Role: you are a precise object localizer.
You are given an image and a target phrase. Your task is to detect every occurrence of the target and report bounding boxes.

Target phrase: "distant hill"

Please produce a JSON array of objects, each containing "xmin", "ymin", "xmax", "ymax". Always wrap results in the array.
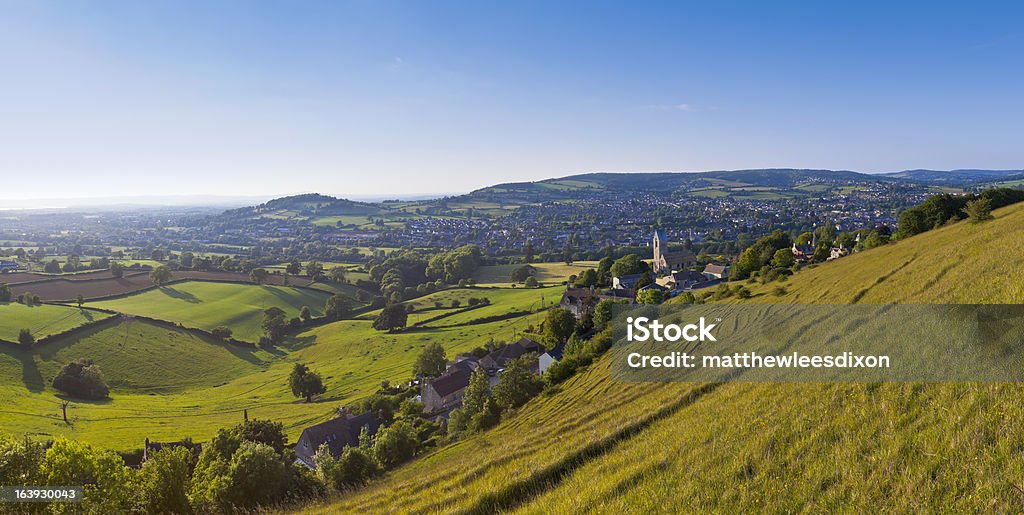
[
  {"xmin": 310, "ymin": 201, "xmax": 1024, "ymax": 513},
  {"xmin": 880, "ymin": 169, "xmax": 1024, "ymax": 186},
  {"xmin": 219, "ymin": 193, "xmax": 390, "ymax": 221}
]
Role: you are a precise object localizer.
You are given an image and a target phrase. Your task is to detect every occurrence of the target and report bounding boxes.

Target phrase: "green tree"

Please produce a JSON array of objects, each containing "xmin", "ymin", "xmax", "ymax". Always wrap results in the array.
[
  {"xmin": 18, "ymin": 328, "xmax": 33, "ymax": 346},
  {"xmin": 150, "ymin": 265, "xmax": 173, "ymax": 286},
  {"xmin": 286, "ymin": 259, "xmax": 302, "ymax": 275},
  {"xmin": 249, "ymin": 268, "xmax": 269, "ymax": 284},
  {"xmin": 306, "ymin": 261, "xmax": 325, "ymax": 281},
  {"xmin": 413, "ymin": 342, "xmax": 447, "ymax": 377},
  {"xmin": 609, "ymin": 254, "xmax": 644, "ymax": 278},
  {"xmin": 574, "ymin": 269, "xmax": 598, "ymax": 288},
  {"xmin": 964, "ymin": 197, "xmax": 994, "ymax": 223},
  {"xmin": 0, "ymin": 282, "xmax": 11, "ymax": 302},
  {"xmin": 637, "ymin": 289, "xmax": 665, "ymax": 304},
  {"xmin": 52, "ymin": 358, "xmax": 109, "ymax": 399},
  {"xmin": 523, "ymin": 241, "xmax": 535, "ymax": 263},
  {"xmin": 543, "ymin": 308, "xmax": 577, "ymax": 345},
  {"xmin": 325, "ymin": 294, "xmax": 352, "ymax": 320},
  {"xmin": 109, "ymin": 262, "xmax": 125, "ymax": 278},
  {"xmin": 593, "ymin": 299, "xmax": 624, "ymax": 330},
  {"xmin": 327, "ymin": 266, "xmax": 347, "ymax": 283},
  {"xmin": 76, "ymin": 294, "xmax": 85, "ymax": 308},
  {"xmin": 524, "ymin": 276, "xmax": 540, "ymax": 288},
  {"xmin": 372, "ymin": 419, "xmax": 419, "ymax": 468},
  {"xmin": 138, "ymin": 446, "xmax": 192, "ymax": 514},
  {"xmin": 40, "ymin": 437, "xmax": 135, "ymax": 513},
  {"xmin": 300, "ymin": 306, "xmax": 312, "ymax": 321},
  {"xmin": 509, "ymin": 264, "xmax": 536, "ymax": 283},
  {"xmin": 218, "ymin": 441, "xmax": 287, "ymax": 509},
  {"xmin": 372, "ymin": 303, "xmax": 408, "ymax": 332},
  {"xmin": 771, "ymin": 248, "xmax": 795, "ymax": 268},
  {"xmin": 261, "ymin": 307, "xmax": 288, "ymax": 343},
  {"xmin": 492, "ymin": 356, "xmax": 544, "ymax": 410},
  {"xmin": 289, "ymin": 363, "xmax": 326, "ymax": 402},
  {"xmin": 449, "ymin": 368, "xmax": 491, "ymax": 435}
]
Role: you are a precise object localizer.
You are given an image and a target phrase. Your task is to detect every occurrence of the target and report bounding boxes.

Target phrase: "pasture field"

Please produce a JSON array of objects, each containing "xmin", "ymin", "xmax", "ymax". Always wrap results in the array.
[
  {"xmin": 0, "ymin": 312, "xmax": 545, "ymax": 450},
  {"xmin": 90, "ymin": 281, "xmax": 331, "ymax": 342},
  {"xmin": 7, "ymin": 269, "xmax": 306, "ymax": 302},
  {"xmin": 361, "ymin": 286, "xmax": 557, "ymax": 326},
  {"xmin": 0, "ymin": 303, "xmax": 112, "ymax": 342},
  {"xmin": 304, "ymin": 202, "xmax": 1024, "ymax": 513},
  {"xmin": 472, "ymin": 261, "xmax": 598, "ymax": 287}
]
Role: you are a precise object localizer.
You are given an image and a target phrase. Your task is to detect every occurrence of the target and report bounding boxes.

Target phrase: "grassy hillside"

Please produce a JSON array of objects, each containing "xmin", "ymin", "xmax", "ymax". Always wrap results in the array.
[
  {"xmin": 303, "ymin": 202, "xmax": 1024, "ymax": 513},
  {"xmin": 0, "ymin": 303, "xmax": 112, "ymax": 342},
  {"xmin": 0, "ymin": 287, "xmax": 550, "ymax": 450},
  {"xmin": 729, "ymin": 200, "xmax": 1024, "ymax": 304},
  {"xmin": 90, "ymin": 281, "xmax": 331, "ymax": 342},
  {"xmin": 473, "ymin": 261, "xmax": 597, "ymax": 287}
]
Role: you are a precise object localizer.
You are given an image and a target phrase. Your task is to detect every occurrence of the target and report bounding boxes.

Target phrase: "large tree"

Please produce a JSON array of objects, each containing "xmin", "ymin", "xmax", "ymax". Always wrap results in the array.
[
  {"xmin": 289, "ymin": 363, "xmax": 326, "ymax": 402},
  {"xmin": 373, "ymin": 303, "xmax": 408, "ymax": 332},
  {"xmin": 150, "ymin": 265, "xmax": 173, "ymax": 286},
  {"xmin": 413, "ymin": 342, "xmax": 447, "ymax": 377},
  {"xmin": 261, "ymin": 307, "xmax": 288, "ymax": 343},
  {"xmin": 324, "ymin": 294, "xmax": 352, "ymax": 321},
  {"xmin": 543, "ymin": 308, "xmax": 577, "ymax": 345}
]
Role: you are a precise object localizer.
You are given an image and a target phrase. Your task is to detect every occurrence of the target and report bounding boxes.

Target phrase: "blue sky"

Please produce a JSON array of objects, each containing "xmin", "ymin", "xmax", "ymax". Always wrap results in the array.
[{"xmin": 1, "ymin": 1, "xmax": 1022, "ymax": 200}]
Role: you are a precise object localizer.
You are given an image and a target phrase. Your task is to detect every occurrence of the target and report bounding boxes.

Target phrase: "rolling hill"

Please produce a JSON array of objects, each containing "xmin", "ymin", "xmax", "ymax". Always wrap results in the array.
[{"xmin": 303, "ymin": 201, "xmax": 1024, "ymax": 513}]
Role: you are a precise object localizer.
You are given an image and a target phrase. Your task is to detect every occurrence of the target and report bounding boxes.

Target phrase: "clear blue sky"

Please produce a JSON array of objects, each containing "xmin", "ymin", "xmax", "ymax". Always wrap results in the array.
[{"xmin": 1, "ymin": 1, "xmax": 1022, "ymax": 200}]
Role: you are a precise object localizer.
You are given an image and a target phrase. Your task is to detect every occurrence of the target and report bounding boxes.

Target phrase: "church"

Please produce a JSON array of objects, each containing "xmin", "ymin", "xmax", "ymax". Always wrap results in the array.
[{"xmin": 652, "ymin": 230, "xmax": 696, "ymax": 275}]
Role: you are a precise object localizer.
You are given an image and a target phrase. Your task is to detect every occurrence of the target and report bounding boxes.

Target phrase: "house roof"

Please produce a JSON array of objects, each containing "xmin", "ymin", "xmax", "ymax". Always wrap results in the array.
[
  {"xmin": 703, "ymin": 264, "xmax": 729, "ymax": 275},
  {"xmin": 296, "ymin": 412, "xmax": 379, "ymax": 465},
  {"xmin": 560, "ymin": 288, "xmax": 599, "ymax": 306},
  {"xmin": 482, "ymin": 337, "xmax": 543, "ymax": 369},
  {"xmin": 428, "ymin": 367, "xmax": 473, "ymax": 398},
  {"xmin": 544, "ymin": 343, "xmax": 566, "ymax": 361}
]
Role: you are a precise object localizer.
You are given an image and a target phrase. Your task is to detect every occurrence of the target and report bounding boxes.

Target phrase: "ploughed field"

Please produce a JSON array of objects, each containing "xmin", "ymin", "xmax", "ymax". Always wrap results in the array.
[
  {"xmin": 4, "ymin": 269, "xmax": 313, "ymax": 302},
  {"xmin": 304, "ymin": 203, "xmax": 1024, "ymax": 513}
]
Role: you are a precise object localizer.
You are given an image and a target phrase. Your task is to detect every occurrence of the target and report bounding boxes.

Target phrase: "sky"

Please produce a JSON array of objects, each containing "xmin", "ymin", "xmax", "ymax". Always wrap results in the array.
[{"xmin": 1, "ymin": 1, "xmax": 1022, "ymax": 201}]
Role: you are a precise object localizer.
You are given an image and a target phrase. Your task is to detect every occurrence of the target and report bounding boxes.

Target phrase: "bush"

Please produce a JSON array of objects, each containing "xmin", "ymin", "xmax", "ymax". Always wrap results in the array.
[
  {"xmin": 52, "ymin": 358, "xmax": 109, "ymax": 399},
  {"xmin": 211, "ymin": 326, "xmax": 233, "ymax": 339},
  {"xmin": 18, "ymin": 328, "xmax": 34, "ymax": 346}
]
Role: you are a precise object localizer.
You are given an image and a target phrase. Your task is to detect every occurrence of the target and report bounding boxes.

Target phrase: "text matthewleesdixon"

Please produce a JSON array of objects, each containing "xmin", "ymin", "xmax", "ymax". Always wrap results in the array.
[{"xmin": 623, "ymin": 316, "xmax": 890, "ymax": 370}]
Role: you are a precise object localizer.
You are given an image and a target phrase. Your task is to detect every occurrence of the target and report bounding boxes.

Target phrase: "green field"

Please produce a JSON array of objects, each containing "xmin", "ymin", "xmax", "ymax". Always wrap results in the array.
[
  {"xmin": 0, "ymin": 283, "xmax": 551, "ymax": 450},
  {"xmin": 472, "ymin": 261, "xmax": 598, "ymax": 287},
  {"xmin": 0, "ymin": 303, "xmax": 112, "ymax": 342},
  {"xmin": 303, "ymin": 202, "xmax": 1024, "ymax": 513},
  {"xmin": 90, "ymin": 281, "xmax": 332, "ymax": 342}
]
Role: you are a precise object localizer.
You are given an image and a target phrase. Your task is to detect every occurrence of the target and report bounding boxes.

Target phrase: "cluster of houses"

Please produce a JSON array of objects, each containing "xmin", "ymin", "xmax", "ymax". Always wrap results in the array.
[
  {"xmin": 791, "ymin": 232, "xmax": 856, "ymax": 262},
  {"xmin": 419, "ymin": 336, "xmax": 562, "ymax": 417},
  {"xmin": 560, "ymin": 231, "xmax": 732, "ymax": 318}
]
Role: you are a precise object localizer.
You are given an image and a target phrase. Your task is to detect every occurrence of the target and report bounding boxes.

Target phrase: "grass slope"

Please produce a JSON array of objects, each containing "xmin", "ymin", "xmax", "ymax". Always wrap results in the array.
[
  {"xmin": 90, "ymin": 281, "xmax": 331, "ymax": 342},
  {"xmin": 473, "ymin": 261, "xmax": 597, "ymax": 287},
  {"xmin": 0, "ymin": 303, "xmax": 111, "ymax": 342},
  {"xmin": 305, "ymin": 202, "xmax": 1024, "ymax": 513}
]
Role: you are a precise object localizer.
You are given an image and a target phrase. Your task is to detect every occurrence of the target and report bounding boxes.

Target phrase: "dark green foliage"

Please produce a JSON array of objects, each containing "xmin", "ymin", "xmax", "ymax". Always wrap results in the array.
[
  {"xmin": 492, "ymin": 356, "xmax": 544, "ymax": 410},
  {"xmin": 373, "ymin": 303, "xmax": 408, "ymax": 332},
  {"xmin": 731, "ymin": 229, "xmax": 792, "ymax": 280},
  {"xmin": 609, "ymin": 253, "xmax": 645, "ymax": 278},
  {"xmin": 289, "ymin": 363, "xmax": 326, "ymax": 402},
  {"xmin": 18, "ymin": 328, "xmax": 34, "ymax": 346},
  {"xmin": 52, "ymin": 358, "xmax": 109, "ymax": 399},
  {"xmin": 372, "ymin": 419, "xmax": 419, "ymax": 468},
  {"xmin": 509, "ymin": 264, "xmax": 536, "ymax": 283},
  {"xmin": 425, "ymin": 245, "xmax": 484, "ymax": 283},
  {"xmin": 964, "ymin": 197, "xmax": 994, "ymax": 223},
  {"xmin": 543, "ymin": 308, "xmax": 577, "ymax": 346},
  {"xmin": 325, "ymin": 294, "xmax": 352, "ymax": 320},
  {"xmin": 261, "ymin": 306, "xmax": 288, "ymax": 343},
  {"xmin": 211, "ymin": 326, "xmax": 232, "ymax": 339},
  {"xmin": 138, "ymin": 446, "xmax": 192, "ymax": 514},
  {"xmin": 413, "ymin": 342, "xmax": 447, "ymax": 378},
  {"xmin": 898, "ymin": 188, "xmax": 1024, "ymax": 238},
  {"xmin": 0, "ymin": 282, "xmax": 11, "ymax": 302}
]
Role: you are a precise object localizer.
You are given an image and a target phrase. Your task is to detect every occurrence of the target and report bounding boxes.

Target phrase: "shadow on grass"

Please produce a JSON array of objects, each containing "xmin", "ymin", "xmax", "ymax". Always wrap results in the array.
[{"xmin": 159, "ymin": 286, "xmax": 202, "ymax": 303}]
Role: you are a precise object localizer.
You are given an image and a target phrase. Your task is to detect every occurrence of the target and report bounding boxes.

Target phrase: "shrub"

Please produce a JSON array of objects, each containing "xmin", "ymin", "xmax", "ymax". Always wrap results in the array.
[
  {"xmin": 211, "ymin": 326, "xmax": 233, "ymax": 339},
  {"xmin": 18, "ymin": 328, "xmax": 34, "ymax": 346}
]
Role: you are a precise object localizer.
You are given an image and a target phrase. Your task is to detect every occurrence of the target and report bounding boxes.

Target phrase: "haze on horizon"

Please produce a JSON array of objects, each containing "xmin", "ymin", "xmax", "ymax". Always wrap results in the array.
[{"xmin": 1, "ymin": 1, "xmax": 1022, "ymax": 202}]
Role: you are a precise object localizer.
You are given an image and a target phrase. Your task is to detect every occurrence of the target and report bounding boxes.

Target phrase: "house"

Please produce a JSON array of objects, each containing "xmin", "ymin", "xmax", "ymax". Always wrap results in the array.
[
  {"xmin": 612, "ymin": 274, "xmax": 644, "ymax": 290},
  {"xmin": 702, "ymin": 263, "xmax": 730, "ymax": 280},
  {"xmin": 791, "ymin": 234, "xmax": 818, "ymax": 261},
  {"xmin": 828, "ymin": 245, "xmax": 850, "ymax": 261},
  {"xmin": 656, "ymin": 270, "xmax": 706, "ymax": 291},
  {"xmin": 652, "ymin": 230, "xmax": 696, "ymax": 275},
  {"xmin": 480, "ymin": 337, "xmax": 544, "ymax": 372},
  {"xmin": 295, "ymin": 411, "xmax": 381, "ymax": 469},
  {"xmin": 560, "ymin": 287, "xmax": 599, "ymax": 319},
  {"xmin": 0, "ymin": 260, "xmax": 19, "ymax": 272},
  {"xmin": 421, "ymin": 366, "xmax": 474, "ymax": 415},
  {"xmin": 538, "ymin": 343, "xmax": 566, "ymax": 375}
]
